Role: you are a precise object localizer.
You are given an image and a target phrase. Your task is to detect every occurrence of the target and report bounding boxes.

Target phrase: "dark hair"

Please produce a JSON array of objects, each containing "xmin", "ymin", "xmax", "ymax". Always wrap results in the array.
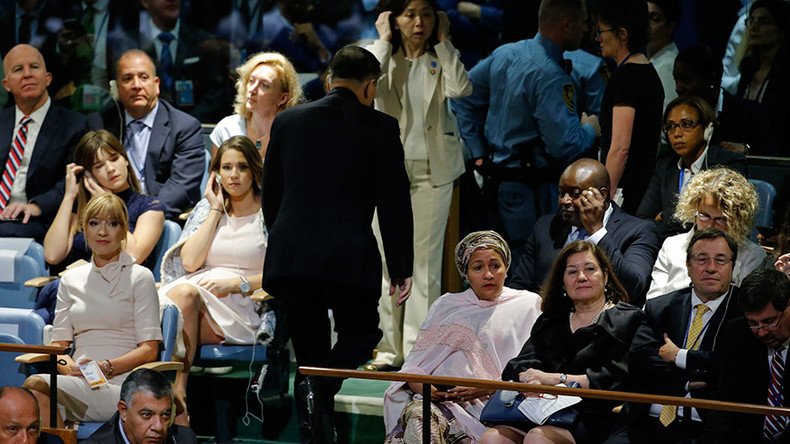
[
  {"xmin": 538, "ymin": 0, "xmax": 587, "ymax": 27},
  {"xmin": 737, "ymin": 268, "xmax": 790, "ymax": 313},
  {"xmin": 648, "ymin": 0, "xmax": 681, "ymax": 25},
  {"xmin": 120, "ymin": 369, "xmax": 173, "ymax": 406},
  {"xmin": 674, "ymin": 45, "xmax": 723, "ymax": 91},
  {"xmin": 540, "ymin": 240, "xmax": 629, "ymax": 313},
  {"xmin": 685, "ymin": 227, "xmax": 739, "ymax": 264},
  {"xmin": 327, "ymin": 45, "xmax": 381, "ymax": 84},
  {"xmin": 749, "ymin": 0, "xmax": 790, "ymax": 32},
  {"xmin": 662, "ymin": 96, "xmax": 717, "ymax": 128},
  {"xmin": 595, "ymin": 0, "xmax": 649, "ymax": 53},
  {"xmin": 209, "ymin": 135, "xmax": 263, "ymax": 206},
  {"xmin": 73, "ymin": 130, "xmax": 140, "ymax": 232},
  {"xmin": 377, "ymin": 0, "xmax": 440, "ymax": 53}
]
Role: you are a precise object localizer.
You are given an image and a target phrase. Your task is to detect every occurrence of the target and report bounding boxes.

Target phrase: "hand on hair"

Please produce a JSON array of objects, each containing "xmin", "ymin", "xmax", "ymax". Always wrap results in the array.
[
  {"xmin": 205, "ymin": 172, "xmax": 224, "ymax": 210},
  {"xmin": 436, "ymin": 11, "xmax": 451, "ymax": 42},
  {"xmin": 375, "ymin": 11, "xmax": 393, "ymax": 42},
  {"xmin": 64, "ymin": 163, "xmax": 84, "ymax": 200}
]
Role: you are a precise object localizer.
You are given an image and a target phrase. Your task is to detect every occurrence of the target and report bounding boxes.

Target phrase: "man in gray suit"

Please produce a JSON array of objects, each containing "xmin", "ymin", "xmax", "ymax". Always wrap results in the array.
[{"xmin": 89, "ymin": 49, "xmax": 204, "ymax": 219}]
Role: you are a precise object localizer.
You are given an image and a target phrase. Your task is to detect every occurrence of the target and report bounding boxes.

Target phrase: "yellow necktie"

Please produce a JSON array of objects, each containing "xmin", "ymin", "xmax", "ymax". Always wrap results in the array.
[{"xmin": 659, "ymin": 304, "xmax": 711, "ymax": 426}]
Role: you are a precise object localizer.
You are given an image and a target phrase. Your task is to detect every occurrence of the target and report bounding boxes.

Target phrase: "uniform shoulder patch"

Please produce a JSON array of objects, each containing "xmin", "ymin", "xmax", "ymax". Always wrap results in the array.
[{"xmin": 563, "ymin": 84, "xmax": 575, "ymax": 114}]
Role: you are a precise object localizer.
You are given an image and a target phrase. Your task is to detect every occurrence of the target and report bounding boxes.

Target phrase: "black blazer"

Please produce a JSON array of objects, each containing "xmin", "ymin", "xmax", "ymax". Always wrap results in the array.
[
  {"xmin": 700, "ymin": 318, "xmax": 790, "ymax": 444},
  {"xmin": 636, "ymin": 144, "xmax": 747, "ymax": 241},
  {"xmin": 509, "ymin": 203, "xmax": 659, "ymax": 307},
  {"xmin": 82, "ymin": 412, "xmax": 196, "ymax": 444},
  {"xmin": 502, "ymin": 303, "xmax": 644, "ymax": 414},
  {"xmin": 623, "ymin": 287, "xmax": 742, "ymax": 422},
  {"xmin": 88, "ymin": 99, "xmax": 205, "ymax": 219},
  {"xmin": 0, "ymin": 102, "xmax": 87, "ymax": 221},
  {"xmin": 262, "ymin": 87, "xmax": 413, "ymax": 293}
]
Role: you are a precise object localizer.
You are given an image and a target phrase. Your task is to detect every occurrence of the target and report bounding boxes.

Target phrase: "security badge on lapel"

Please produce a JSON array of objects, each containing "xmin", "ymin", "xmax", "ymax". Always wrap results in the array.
[{"xmin": 563, "ymin": 84, "xmax": 575, "ymax": 114}]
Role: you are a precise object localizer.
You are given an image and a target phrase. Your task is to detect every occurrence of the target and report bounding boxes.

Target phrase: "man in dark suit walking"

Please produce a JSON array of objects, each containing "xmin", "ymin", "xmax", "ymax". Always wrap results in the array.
[
  {"xmin": 0, "ymin": 44, "xmax": 88, "ymax": 240},
  {"xmin": 509, "ymin": 158, "xmax": 659, "ymax": 307},
  {"xmin": 605, "ymin": 228, "xmax": 742, "ymax": 444},
  {"xmin": 262, "ymin": 46, "xmax": 413, "ymax": 443},
  {"xmin": 701, "ymin": 269, "xmax": 790, "ymax": 443},
  {"xmin": 89, "ymin": 49, "xmax": 204, "ymax": 220}
]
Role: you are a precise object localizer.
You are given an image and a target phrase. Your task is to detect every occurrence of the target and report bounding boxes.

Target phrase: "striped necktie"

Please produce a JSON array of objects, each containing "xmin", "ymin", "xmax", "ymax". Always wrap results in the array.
[
  {"xmin": 764, "ymin": 346, "xmax": 788, "ymax": 442},
  {"xmin": 0, "ymin": 116, "xmax": 32, "ymax": 210}
]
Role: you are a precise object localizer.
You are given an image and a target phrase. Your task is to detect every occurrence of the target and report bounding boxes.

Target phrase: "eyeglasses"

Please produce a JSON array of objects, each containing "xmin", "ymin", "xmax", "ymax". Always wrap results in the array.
[
  {"xmin": 695, "ymin": 211, "xmax": 728, "ymax": 227},
  {"xmin": 745, "ymin": 16, "xmax": 776, "ymax": 27},
  {"xmin": 663, "ymin": 119, "xmax": 701, "ymax": 133},
  {"xmin": 748, "ymin": 311, "xmax": 784, "ymax": 331},
  {"xmin": 689, "ymin": 254, "xmax": 733, "ymax": 267},
  {"xmin": 594, "ymin": 28, "xmax": 615, "ymax": 39}
]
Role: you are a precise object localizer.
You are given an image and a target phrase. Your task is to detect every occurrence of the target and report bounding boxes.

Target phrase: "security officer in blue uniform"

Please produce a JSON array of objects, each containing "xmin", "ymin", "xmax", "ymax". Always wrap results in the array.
[{"xmin": 452, "ymin": 0, "xmax": 601, "ymax": 265}]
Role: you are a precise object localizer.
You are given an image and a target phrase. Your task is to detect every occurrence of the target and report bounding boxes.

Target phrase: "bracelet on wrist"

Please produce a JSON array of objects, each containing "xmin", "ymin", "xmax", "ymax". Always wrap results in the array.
[
  {"xmin": 105, "ymin": 359, "xmax": 113, "ymax": 377},
  {"xmin": 209, "ymin": 208, "xmax": 223, "ymax": 213}
]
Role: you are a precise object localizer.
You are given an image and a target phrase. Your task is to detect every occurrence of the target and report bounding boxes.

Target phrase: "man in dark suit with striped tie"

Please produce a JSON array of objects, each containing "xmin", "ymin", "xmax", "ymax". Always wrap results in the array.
[
  {"xmin": 0, "ymin": 44, "xmax": 87, "ymax": 240},
  {"xmin": 700, "ymin": 268, "xmax": 790, "ymax": 443}
]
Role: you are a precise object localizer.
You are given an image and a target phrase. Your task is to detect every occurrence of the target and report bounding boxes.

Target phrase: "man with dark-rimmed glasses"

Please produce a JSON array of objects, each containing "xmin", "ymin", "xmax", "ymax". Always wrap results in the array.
[{"xmin": 701, "ymin": 268, "xmax": 790, "ymax": 443}]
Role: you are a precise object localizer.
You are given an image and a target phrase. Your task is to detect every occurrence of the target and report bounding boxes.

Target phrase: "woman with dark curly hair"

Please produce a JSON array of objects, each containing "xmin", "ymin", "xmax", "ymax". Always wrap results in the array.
[{"xmin": 480, "ymin": 241, "xmax": 643, "ymax": 444}]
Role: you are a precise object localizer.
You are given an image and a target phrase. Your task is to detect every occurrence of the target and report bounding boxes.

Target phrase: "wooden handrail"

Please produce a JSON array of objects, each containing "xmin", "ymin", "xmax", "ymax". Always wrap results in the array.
[
  {"xmin": 0, "ymin": 342, "xmax": 70, "ymax": 426},
  {"xmin": 299, "ymin": 366, "xmax": 790, "ymax": 417},
  {"xmin": 0, "ymin": 343, "xmax": 69, "ymax": 355}
]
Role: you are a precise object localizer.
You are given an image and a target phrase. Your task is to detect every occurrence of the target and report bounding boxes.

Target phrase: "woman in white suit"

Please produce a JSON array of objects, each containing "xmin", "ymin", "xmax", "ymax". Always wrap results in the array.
[{"xmin": 365, "ymin": 0, "xmax": 472, "ymax": 371}]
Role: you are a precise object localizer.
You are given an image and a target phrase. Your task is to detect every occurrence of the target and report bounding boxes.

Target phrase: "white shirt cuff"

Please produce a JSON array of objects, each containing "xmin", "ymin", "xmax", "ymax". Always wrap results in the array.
[
  {"xmin": 587, "ymin": 227, "xmax": 608, "ymax": 244},
  {"xmin": 675, "ymin": 349, "xmax": 688, "ymax": 369}
]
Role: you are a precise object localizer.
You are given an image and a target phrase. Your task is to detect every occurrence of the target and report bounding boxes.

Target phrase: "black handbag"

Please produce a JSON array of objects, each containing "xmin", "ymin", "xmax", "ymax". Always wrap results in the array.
[{"xmin": 479, "ymin": 383, "xmax": 580, "ymax": 432}]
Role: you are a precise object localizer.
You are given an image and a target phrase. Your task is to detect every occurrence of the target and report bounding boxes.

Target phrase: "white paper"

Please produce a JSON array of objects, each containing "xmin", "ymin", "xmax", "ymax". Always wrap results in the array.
[
  {"xmin": 79, "ymin": 361, "xmax": 108, "ymax": 389},
  {"xmin": 517, "ymin": 385, "xmax": 582, "ymax": 425}
]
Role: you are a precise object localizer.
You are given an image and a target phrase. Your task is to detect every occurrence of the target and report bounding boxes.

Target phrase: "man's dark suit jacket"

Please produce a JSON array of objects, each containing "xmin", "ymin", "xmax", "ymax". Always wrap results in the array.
[
  {"xmin": 636, "ymin": 144, "xmax": 747, "ymax": 241},
  {"xmin": 620, "ymin": 287, "xmax": 742, "ymax": 425},
  {"xmin": 88, "ymin": 99, "xmax": 205, "ymax": 219},
  {"xmin": 82, "ymin": 412, "xmax": 196, "ymax": 444},
  {"xmin": 508, "ymin": 202, "xmax": 659, "ymax": 307},
  {"xmin": 700, "ymin": 318, "xmax": 790, "ymax": 444},
  {"xmin": 0, "ymin": 101, "xmax": 87, "ymax": 238},
  {"xmin": 262, "ymin": 87, "xmax": 413, "ymax": 294}
]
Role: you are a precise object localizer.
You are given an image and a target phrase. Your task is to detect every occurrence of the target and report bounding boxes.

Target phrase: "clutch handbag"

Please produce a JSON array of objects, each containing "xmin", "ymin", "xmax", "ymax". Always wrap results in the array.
[{"xmin": 479, "ymin": 382, "xmax": 580, "ymax": 432}]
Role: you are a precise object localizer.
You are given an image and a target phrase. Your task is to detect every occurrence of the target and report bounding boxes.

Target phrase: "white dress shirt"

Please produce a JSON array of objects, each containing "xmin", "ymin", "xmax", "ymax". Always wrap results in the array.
[{"xmin": 9, "ymin": 98, "xmax": 51, "ymax": 204}]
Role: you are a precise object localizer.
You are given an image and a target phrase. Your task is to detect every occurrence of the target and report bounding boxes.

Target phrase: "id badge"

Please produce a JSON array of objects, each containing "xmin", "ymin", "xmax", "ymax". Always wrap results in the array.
[
  {"xmin": 79, "ymin": 361, "xmax": 108, "ymax": 389},
  {"xmin": 175, "ymin": 80, "xmax": 194, "ymax": 107}
]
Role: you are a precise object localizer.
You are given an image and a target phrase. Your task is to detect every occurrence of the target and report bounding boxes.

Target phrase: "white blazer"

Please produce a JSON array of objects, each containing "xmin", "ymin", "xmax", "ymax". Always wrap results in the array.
[{"xmin": 367, "ymin": 39, "xmax": 472, "ymax": 186}]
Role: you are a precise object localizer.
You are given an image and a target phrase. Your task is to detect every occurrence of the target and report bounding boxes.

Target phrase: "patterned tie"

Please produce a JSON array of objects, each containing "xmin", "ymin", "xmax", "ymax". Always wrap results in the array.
[
  {"xmin": 0, "ymin": 116, "xmax": 32, "ymax": 210},
  {"xmin": 157, "ymin": 32, "xmax": 175, "ymax": 92},
  {"xmin": 660, "ymin": 304, "xmax": 711, "ymax": 426},
  {"xmin": 124, "ymin": 121, "xmax": 147, "ymax": 188},
  {"xmin": 764, "ymin": 347, "xmax": 788, "ymax": 442}
]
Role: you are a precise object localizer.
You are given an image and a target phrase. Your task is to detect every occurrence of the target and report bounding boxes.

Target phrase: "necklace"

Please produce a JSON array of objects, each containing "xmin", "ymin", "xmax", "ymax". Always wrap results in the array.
[{"xmin": 569, "ymin": 301, "xmax": 615, "ymax": 332}]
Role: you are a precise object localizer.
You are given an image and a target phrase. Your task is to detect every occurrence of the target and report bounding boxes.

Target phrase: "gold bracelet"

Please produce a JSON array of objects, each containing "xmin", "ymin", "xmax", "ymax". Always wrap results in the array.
[{"xmin": 105, "ymin": 359, "xmax": 113, "ymax": 377}]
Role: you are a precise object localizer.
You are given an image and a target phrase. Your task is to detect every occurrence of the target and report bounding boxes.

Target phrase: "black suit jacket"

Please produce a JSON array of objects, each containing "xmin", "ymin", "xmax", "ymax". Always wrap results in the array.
[
  {"xmin": 700, "ymin": 318, "xmax": 790, "ymax": 444},
  {"xmin": 88, "ymin": 99, "xmax": 205, "ymax": 219},
  {"xmin": 0, "ymin": 102, "xmax": 87, "ymax": 220},
  {"xmin": 262, "ymin": 87, "xmax": 413, "ymax": 293},
  {"xmin": 623, "ymin": 287, "xmax": 742, "ymax": 423},
  {"xmin": 509, "ymin": 203, "xmax": 659, "ymax": 307},
  {"xmin": 82, "ymin": 412, "xmax": 196, "ymax": 444},
  {"xmin": 636, "ymin": 144, "xmax": 747, "ymax": 241}
]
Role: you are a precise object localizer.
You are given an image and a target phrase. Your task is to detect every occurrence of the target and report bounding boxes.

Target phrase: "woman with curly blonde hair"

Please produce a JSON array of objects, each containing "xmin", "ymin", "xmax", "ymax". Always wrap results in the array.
[
  {"xmin": 209, "ymin": 51, "xmax": 303, "ymax": 158},
  {"xmin": 645, "ymin": 167, "xmax": 765, "ymax": 299}
]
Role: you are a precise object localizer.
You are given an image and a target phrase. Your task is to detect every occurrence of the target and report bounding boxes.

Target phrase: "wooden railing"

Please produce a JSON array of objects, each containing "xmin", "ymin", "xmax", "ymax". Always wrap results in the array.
[
  {"xmin": 0, "ymin": 342, "xmax": 70, "ymax": 426},
  {"xmin": 299, "ymin": 366, "xmax": 790, "ymax": 444}
]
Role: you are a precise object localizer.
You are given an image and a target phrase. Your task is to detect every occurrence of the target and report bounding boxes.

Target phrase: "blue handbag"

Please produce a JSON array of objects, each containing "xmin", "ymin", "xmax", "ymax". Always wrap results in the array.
[{"xmin": 479, "ymin": 382, "xmax": 580, "ymax": 432}]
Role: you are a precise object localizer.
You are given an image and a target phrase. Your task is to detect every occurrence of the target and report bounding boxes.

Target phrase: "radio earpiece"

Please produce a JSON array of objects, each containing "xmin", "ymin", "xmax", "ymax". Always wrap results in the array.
[
  {"xmin": 215, "ymin": 175, "xmax": 221, "ymax": 185},
  {"xmin": 703, "ymin": 122, "xmax": 714, "ymax": 144}
]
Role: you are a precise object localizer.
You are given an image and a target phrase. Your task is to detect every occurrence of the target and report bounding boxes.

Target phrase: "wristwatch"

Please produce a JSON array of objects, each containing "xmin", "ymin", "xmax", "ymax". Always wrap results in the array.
[
  {"xmin": 559, "ymin": 373, "xmax": 568, "ymax": 385},
  {"xmin": 239, "ymin": 276, "xmax": 251, "ymax": 296}
]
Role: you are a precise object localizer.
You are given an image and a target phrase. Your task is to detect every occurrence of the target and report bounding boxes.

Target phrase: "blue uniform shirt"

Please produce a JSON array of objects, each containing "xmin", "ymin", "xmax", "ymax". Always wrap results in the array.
[
  {"xmin": 565, "ymin": 49, "xmax": 608, "ymax": 116},
  {"xmin": 452, "ymin": 33, "xmax": 597, "ymax": 169}
]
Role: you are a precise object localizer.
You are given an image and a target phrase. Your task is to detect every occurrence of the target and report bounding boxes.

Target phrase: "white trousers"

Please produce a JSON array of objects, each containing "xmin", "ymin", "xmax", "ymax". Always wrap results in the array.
[{"xmin": 373, "ymin": 159, "xmax": 453, "ymax": 366}]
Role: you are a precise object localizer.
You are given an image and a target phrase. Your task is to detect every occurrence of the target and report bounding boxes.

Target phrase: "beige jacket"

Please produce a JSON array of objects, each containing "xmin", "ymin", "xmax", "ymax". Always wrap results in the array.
[{"xmin": 367, "ymin": 39, "xmax": 472, "ymax": 186}]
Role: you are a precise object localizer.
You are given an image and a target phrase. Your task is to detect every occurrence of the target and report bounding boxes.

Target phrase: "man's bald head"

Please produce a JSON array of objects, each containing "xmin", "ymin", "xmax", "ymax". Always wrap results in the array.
[
  {"xmin": 0, "ymin": 387, "xmax": 41, "ymax": 444},
  {"xmin": 2, "ymin": 44, "xmax": 51, "ymax": 114},
  {"xmin": 561, "ymin": 159, "xmax": 610, "ymax": 191}
]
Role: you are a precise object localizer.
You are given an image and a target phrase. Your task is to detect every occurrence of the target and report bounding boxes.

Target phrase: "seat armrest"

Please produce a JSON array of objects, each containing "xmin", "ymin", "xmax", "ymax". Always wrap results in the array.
[
  {"xmin": 15, "ymin": 353, "xmax": 50, "ymax": 364},
  {"xmin": 135, "ymin": 361, "xmax": 184, "ymax": 372},
  {"xmin": 24, "ymin": 276, "xmax": 57, "ymax": 288}
]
